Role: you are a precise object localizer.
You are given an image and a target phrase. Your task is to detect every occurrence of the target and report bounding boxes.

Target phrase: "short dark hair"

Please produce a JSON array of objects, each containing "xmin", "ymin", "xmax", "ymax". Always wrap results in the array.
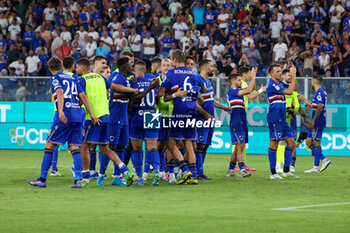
[
  {"xmin": 151, "ymin": 57, "xmax": 162, "ymax": 65},
  {"xmin": 93, "ymin": 55, "xmax": 108, "ymax": 65},
  {"xmin": 48, "ymin": 57, "xmax": 62, "ymax": 71},
  {"xmin": 320, "ymin": 48, "xmax": 326, "ymax": 53},
  {"xmin": 76, "ymin": 58, "xmax": 91, "ymax": 69},
  {"xmin": 268, "ymin": 64, "xmax": 280, "ymax": 74},
  {"xmin": 198, "ymin": 59, "xmax": 211, "ymax": 71},
  {"xmin": 62, "ymin": 56, "xmax": 75, "ymax": 69},
  {"xmin": 171, "ymin": 49, "xmax": 186, "ymax": 63},
  {"xmin": 117, "ymin": 57, "xmax": 129, "ymax": 68},
  {"xmin": 186, "ymin": 56, "xmax": 195, "ymax": 61},
  {"xmin": 142, "ymin": 58, "xmax": 152, "ymax": 72},
  {"xmin": 313, "ymin": 75, "xmax": 323, "ymax": 84},
  {"xmin": 239, "ymin": 67, "xmax": 249, "ymax": 75},
  {"xmin": 228, "ymin": 73, "xmax": 240, "ymax": 81},
  {"xmin": 282, "ymin": 68, "xmax": 290, "ymax": 76},
  {"xmin": 135, "ymin": 60, "xmax": 146, "ymax": 72}
]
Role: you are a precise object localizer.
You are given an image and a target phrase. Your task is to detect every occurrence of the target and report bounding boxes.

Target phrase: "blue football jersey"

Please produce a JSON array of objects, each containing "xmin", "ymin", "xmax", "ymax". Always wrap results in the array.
[
  {"xmin": 130, "ymin": 77, "xmax": 157, "ymax": 127},
  {"xmin": 266, "ymin": 79, "xmax": 288, "ymax": 123},
  {"xmin": 227, "ymin": 88, "xmax": 246, "ymax": 126},
  {"xmin": 51, "ymin": 71, "xmax": 83, "ymax": 123},
  {"xmin": 162, "ymin": 67, "xmax": 204, "ymax": 115},
  {"xmin": 109, "ymin": 72, "xmax": 131, "ymax": 125},
  {"xmin": 311, "ymin": 87, "xmax": 327, "ymax": 128},
  {"xmin": 198, "ymin": 75, "xmax": 214, "ymax": 119}
]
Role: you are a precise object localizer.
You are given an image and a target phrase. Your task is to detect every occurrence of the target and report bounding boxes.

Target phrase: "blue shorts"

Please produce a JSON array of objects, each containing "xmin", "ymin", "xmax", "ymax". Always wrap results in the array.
[
  {"xmin": 268, "ymin": 120, "xmax": 294, "ymax": 141},
  {"xmin": 290, "ymin": 118, "xmax": 297, "ymax": 140},
  {"xmin": 83, "ymin": 121, "xmax": 109, "ymax": 144},
  {"xmin": 169, "ymin": 116, "xmax": 197, "ymax": 141},
  {"xmin": 158, "ymin": 116, "xmax": 170, "ymax": 141},
  {"xmin": 109, "ymin": 124, "xmax": 129, "ymax": 147},
  {"xmin": 307, "ymin": 126, "xmax": 324, "ymax": 140},
  {"xmin": 130, "ymin": 127, "xmax": 158, "ymax": 140},
  {"xmin": 47, "ymin": 121, "xmax": 82, "ymax": 146},
  {"xmin": 197, "ymin": 124, "xmax": 215, "ymax": 145},
  {"xmin": 230, "ymin": 123, "xmax": 248, "ymax": 144}
]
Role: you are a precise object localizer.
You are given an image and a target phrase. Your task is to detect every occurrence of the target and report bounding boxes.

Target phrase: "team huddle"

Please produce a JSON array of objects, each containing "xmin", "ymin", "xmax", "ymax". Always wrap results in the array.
[{"xmin": 27, "ymin": 49, "xmax": 331, "ymax": 188}]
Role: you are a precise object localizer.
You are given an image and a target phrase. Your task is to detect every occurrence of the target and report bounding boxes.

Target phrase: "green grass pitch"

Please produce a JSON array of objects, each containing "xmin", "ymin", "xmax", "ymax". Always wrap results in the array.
[{"xmin": 0, "ymin": 150, "xmax": 349, "ymax": 233}]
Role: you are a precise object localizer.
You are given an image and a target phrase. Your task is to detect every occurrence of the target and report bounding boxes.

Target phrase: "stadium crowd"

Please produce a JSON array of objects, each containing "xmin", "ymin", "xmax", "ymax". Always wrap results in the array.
[{"xmin": 0, "ymin": 0, "xmax": 350, "ymax": 102}]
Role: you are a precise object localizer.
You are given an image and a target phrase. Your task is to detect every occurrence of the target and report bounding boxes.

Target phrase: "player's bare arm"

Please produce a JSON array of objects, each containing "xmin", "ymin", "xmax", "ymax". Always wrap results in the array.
[
  {"xmin": 282, "ymin": 66, "xmax": 296, "ymax": 95},
  {"xmin": 56, "ymin": 89, "xmax": 67, "ymax": 124},
  {"xmin": 78, "ymin": 92, "xmax": 101, "ymax": 126},
  {"xmin": 110, "ymin": 83, "xmax": 139, "ymax": 94}
]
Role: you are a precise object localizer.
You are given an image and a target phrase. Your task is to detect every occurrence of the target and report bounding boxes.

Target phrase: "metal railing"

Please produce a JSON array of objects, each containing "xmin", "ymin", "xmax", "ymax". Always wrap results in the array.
[{"xmin": 1, "ymin": 76, "xmax": 350, "ymax": 104}]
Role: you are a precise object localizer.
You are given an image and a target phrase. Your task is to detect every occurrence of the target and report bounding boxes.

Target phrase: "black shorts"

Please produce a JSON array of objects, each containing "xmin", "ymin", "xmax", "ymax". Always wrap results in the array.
[{"xmin": 297, "ymin": 132, "xmax": 308, "ymax": 143}]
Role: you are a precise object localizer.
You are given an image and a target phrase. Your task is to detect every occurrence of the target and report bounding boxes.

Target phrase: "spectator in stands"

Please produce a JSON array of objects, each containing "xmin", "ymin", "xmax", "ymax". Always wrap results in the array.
[
  {"xmin": 319, "ymin": 48, "xmax": 331, "ymax": 75},
  {"xmin": 259, "ymin": 32, "xmax": 273, "ymax": 65},
  {"xmin": 191, "ymin": 1, "xmax": 205, "ymax": 30},
  {"xmin": 172, "ymin": 15, "xmax": 188, "ymax": 47},
  {"xmin": 9, "ymin": 58, "xmax": 25, "ymax": 76},
  {"xmin": 246, "ymin": 43, "xmax": 261, "ymax": 69},
  {"xmin": 273, "ymin": 37, "xmax": 288, "ymax": 63},
  {"xmin": 159, "ymin": 9, "xmax": 171, "ymax": 31},
  {"xmin": 6, "ymin": 67, "xmax": 18, "ymax": 101},
  {"xmin": 217, "ymin": 57, "xmax": 233, "ymax": 77},
  {"xmin": 128, "ymin": 27, "xmax": 141, "ymax": 58},
  {"xmin": 32, "ymin": 31, "xmax": 46, "ymax": 53},
  {"xmin": 159, "ymin": 28, "xmax": 174, "ymax": 58},
  {"xmin": 60, "ymin": 25, "xmax": 72, "ymax": 43},
  {"xmin": 96, "ymin": 40, "xmax": 108, "ymax": 57},
  {"xmin": 329, "ymin": 0, "xmax": 346, "ymax": 32},
  {"xmin": 25, "ymin": 49, "xmax": 41, "ymax": 77},
  {"xmin": 0, "ymin": 69, "xmax": 6, "ymax": 101},
  {"xmin": 8, "ymin": 18, "xmax": 20, "ymax": 41},
  {"xmin": 0, "ymin": 46, "xmax": 8, "ymax": 71},
  {"xmin": 38, "ymin": 49, "xmax": 49, "ymax": 76},
  {"xmin": 143, "ymin": 31, "xmax": 155, "ymax": 59},
  {"xmin": 54, "ymin": 40, "xmax": 72, "ymax": 60},
  {"xmin": 15, "ymin": 80, "xmax": 27, "ymax": 102}
]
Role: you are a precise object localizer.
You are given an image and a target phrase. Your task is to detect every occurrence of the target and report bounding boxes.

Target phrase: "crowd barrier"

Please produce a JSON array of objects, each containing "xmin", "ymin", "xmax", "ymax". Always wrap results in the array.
[{"xmin": 1, "ymin": 102, "xmax": 349, "ymax": 156}]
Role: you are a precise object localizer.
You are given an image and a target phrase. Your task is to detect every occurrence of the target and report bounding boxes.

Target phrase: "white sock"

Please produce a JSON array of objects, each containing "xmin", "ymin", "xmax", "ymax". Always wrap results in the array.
[{"xmin": 118, "ymin": 162, "xmax": 125, "ymax": 169}]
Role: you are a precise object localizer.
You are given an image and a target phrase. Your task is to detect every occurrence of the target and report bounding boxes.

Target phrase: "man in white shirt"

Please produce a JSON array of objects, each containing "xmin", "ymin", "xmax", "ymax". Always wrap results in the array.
[
  {"xmin": 86, "ymin": 36, "xmax": 97, "ymax": 59},
  {"xmin": 272, "ymin": 37, "xmax": 288, "ymax": 62},
  {"xmin": 60, "ymin": 26, "xmax": 72, "ymax": 43},
  {"xmin": 108, "ymin": 16, "xmax": 120, "ymax": 32},
  {"xmin": 269, "ymin": 15, "xmax": 282, "ymax": 42},
  {"xmin": 329, "ymin": 0, "xmax": 346, "ymax": 32},
  {"xmin": 179, "ymin": 30, "xmax": 191, "ymax": 52},
  {"xmin": 169, "ymin": 0, "xmax": 182, "ymax": 18},
  {"xmin": 100, "ymin": 31, "xmax": 113, "ymax": 52},
  {"xmin": 115, "ymin": 32, "xmax": 127, "ymax": 53},
  {"xmin": 87, "ymin": 27, "xmax": 99, "ymax": 42},
  {"xmin": 0, "ymin": 12, "xmax": 8, "ymax": 35},
  {"xmin": 199, "ymin": 29, "xmax": 210, "ymax": 47},
  {"xmin": 128, "ymin": 27, "xmax": 141, "ymax": 58},
  {"xmin": 213, "ymin": 39, "xmax": 225, "ymax": 60},
  {"xmin": 290, "ymin": 0, "xmax": 304, "ymax": 16},
  {"xmin": 9, "ymin": 58, "xmax": 25, "ymax": 76},
  {"xmin": 76, "ymin": 26, "xmax": 88, "ymax": 40},
  {"xmin": 8, "ymin": 18, "xmax": 21, "ymax": 41},
  {"xmin": 43, "ymin": 2, "xmax": 56, "ymax": 22},
  {"xmin": 172, "ymin": 16, "xmax": 188, "ymax": 45},
  {"xmin": 218, "ymin": 8, "xmax": 229, "ymax": 29},
  {"xmin": 143, "ymin": 32, "xmax": 155, "ymax": 59},
  {"xmin": 51, "ymin": 33, "xmax": 63, "ymax": 58},
  {"xmin": 25, "ymin": 49, "xmax": 42, "ymax": 76}
]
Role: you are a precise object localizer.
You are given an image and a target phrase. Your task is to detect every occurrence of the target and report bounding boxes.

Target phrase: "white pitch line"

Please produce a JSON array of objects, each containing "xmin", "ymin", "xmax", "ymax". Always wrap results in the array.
[
  {"xmin": 272, "ymin": 202, "xmax": 350, "ymax": 212},
  {"xmin": 291, "ymin": 209, "xmax": 350, "ymax": 213}
]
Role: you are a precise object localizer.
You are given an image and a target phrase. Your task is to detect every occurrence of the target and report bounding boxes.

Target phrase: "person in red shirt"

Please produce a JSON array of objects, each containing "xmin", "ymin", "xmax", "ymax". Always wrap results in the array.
[{"xmin": 54, "ymin": 40, "xmax": 72, "ymax": 60}]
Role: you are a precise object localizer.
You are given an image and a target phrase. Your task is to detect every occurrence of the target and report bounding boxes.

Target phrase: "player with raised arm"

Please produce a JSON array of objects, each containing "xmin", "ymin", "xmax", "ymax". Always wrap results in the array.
[
  {"xmin": 129, "ymin": 60, "xmax": 160, "ymax": 186},
  {"xmin": 232, "ymin": 67, "xmax": 266, "ymax": 172},
  {"xmin": 266, "ymin": 64, "xmax": 299, "ymax": 180},
  {"xmin": 76, "ymin": 58, "xmax": 138, "ymax": 187},
  {"xmin": 28, "ymin": 57, "xmax": 98, "ymax": 188},
  {"xmin": 195, "ymin": 59, "xmax": 231, "ymax": 180},
  {"xmin": 299, "ymin": 75, "xmax": 331, "ymax": 173},
  {"xmin": 226, "ymin": 70, "xmax": 256, "ymax": 178},
  {"xmin": 158, "ymin": 50, "xmax": 206, "ymax": 185}
]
